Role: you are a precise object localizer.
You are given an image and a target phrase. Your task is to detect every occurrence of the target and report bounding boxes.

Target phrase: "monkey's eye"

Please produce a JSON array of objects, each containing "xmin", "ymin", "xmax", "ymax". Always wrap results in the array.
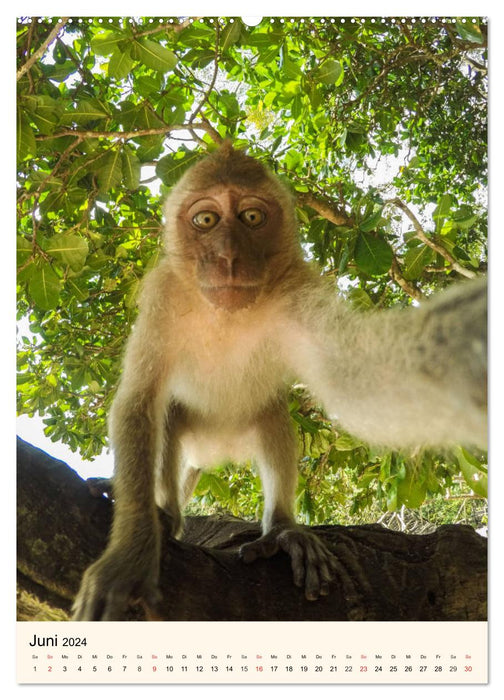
[
  {"xmin": 192, "ymin": 211, "xmax": 220, "ymax": 230},
  {"xmin": 239, "ymin": 208, "xmax": 266, "ymax": 228}
]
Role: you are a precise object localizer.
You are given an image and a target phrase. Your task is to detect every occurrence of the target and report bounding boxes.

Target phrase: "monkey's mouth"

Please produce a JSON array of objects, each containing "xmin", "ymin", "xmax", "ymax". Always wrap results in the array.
[{"xmin": 200, "ymin": 283, "xmax": 261, "ymax": 311}]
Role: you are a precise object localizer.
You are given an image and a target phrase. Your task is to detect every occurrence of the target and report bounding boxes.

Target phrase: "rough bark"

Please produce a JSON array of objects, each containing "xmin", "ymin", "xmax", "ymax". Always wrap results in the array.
[{"xmin": 17, "ymin": 437, "xmax": 487, "ymax": 622}]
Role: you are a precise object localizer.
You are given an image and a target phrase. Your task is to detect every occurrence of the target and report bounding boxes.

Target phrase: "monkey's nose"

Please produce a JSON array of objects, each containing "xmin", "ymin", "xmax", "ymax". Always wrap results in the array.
[{"xmin": 216, "ymin": 240, "xmax": 240, "ymax": 275}]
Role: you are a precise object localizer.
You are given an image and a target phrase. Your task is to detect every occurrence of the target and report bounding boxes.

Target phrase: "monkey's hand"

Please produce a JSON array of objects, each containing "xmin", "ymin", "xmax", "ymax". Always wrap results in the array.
[
  {"xmin": 239, "ymin": 525, "xmax": 339, "ymax": 601},
  {"xmin": 72, "ymin": 537, "xmax": 161, "ymax": 621}
]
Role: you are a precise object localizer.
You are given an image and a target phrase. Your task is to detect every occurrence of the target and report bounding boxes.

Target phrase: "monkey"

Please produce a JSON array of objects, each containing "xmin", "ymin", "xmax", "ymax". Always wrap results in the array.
[{"xmin": 72, "ymin": 142, "xmax": 487, "ymax": 621}]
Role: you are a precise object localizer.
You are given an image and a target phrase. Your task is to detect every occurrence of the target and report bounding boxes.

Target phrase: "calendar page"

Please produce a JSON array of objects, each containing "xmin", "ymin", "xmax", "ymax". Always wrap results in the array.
[
  {"xmin": 16, "ymin": 8, "xmax": 489, "ymax": 690},
  {"xmin": 17, "ymin": 621, "xmax": 487, "ymax": 684}
]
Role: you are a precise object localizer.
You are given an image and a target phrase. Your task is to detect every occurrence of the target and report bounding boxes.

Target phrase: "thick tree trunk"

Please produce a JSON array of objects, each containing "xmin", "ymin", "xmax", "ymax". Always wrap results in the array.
[{"xmin": 16, "ymin": 437, "xmax": 487, "ymax": 622}]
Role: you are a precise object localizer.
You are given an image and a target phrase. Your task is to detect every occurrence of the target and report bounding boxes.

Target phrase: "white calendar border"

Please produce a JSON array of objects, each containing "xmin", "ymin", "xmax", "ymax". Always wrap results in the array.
[{"xmin": 7, "ymin": 0, "xmax": 504, "ymax": 696}]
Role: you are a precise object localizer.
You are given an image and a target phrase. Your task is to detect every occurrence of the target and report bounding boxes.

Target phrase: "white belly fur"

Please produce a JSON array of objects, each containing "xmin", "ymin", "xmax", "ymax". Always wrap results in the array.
[{"xmin": 167, "ymin": 302, "xmax": 290, "ymax": 467}]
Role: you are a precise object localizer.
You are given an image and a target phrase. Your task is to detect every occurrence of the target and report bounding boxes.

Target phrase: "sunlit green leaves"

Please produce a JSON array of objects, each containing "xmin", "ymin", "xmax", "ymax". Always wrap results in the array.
[
  {"xmin": 132, "ymin": 38, "xmax": 177, "ymax": 73},
  {"xmin": 221, "ymin": 20, "xmax": 242, "ymax": 51},
  {"xmin": 108, "ymin": 47, "xmax": 136, "ymax": 80},
  {"xmin": 45, "ymin": 234, "xmax": 89, "ymax": 272},
  {"xmin": 60, "ymin": 98, "xmax": 110, "ymax": 127},
  {"xmin": 16, "ymin": 17, "xmax": 488, "ymax": 524},
  {"xmin": 90, "ymin": 30, "xmax": 123, "ymax": 55}
]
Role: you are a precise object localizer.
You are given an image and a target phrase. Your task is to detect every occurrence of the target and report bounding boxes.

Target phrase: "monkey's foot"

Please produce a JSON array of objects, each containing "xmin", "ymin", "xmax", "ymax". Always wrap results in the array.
[
  {"xmin": 72, "ymin": 544, "xmax": 161, "ymax": 621},
  {"xmin": 239, "ymin": 525, "xmax": 339, "ymax": 601}
]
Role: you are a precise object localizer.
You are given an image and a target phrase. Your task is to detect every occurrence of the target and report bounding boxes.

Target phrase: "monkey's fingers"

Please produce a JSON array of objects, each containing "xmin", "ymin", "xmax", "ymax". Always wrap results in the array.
[
  {"xmin": 240, "ymin": 527, "xmax": 338, "ymax": 601},
  {"xmin": 239, "ymin": 532, "xmax": 280, "ymax": 563},
  {"xmin": 277, "ymin": 528, "xmax": 337, "ymax": 601}
]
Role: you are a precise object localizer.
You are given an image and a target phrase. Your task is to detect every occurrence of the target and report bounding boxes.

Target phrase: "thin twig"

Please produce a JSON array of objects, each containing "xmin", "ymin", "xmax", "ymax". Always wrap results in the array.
[
  {"xmin": 17, "ymin": 17, "xmax": 69, "ymax": 81},
  {"xmin": 134, "ymin": 17, "xmax": 199, "ymax": 38},
  {"xmin": 189, "ymin": 23, "xmax": 221, "ymax": 123}
]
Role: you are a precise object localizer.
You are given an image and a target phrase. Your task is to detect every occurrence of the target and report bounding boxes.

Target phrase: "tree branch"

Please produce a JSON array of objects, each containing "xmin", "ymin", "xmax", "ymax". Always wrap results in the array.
[
  {"xmin": 17, "ymin": 17, "xmax": 69, "ymax": 81},
  {"xmin": 296, "ymin": 192, "xmax": 352, "ymax": 226},
  {"xmin": 35, "ymin": 121, "xmax": 223, "ymax": 145},
  {"xmin": 390, "ymin": 256, "xmax": 423, "ymax": 301},
  {"xmin": 387, "ymin": 197, "xmax": 477, "ymax": 279}
]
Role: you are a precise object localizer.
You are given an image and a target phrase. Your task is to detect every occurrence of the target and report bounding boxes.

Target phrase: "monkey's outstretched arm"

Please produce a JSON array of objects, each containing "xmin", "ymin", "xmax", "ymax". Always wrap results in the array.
[{"xmin": 287, "ymin": 277, "xmax": 487, "ymax": 449}]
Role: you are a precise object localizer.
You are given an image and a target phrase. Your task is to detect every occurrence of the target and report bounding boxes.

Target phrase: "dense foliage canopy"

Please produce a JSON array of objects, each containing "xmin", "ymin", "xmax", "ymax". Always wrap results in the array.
[{"xmin": 16, "ymin": 16, "xmax": 488, "ymax": 525}]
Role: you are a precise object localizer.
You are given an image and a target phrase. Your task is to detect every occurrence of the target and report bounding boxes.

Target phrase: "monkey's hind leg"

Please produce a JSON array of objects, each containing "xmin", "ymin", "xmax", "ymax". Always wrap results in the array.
[{"xmin": 239, "ymin": 398, "xmax": 339, "ymax": 601}]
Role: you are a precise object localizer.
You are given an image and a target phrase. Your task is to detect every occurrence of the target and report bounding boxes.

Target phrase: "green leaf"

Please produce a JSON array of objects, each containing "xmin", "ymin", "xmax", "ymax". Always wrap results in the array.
[
  {"xmin": 455, "ymin": 447, "xmax": 488, "ymax": 498},
  {"xmin": 60, "ymin": 99, "xmax": 110, "ymax": 126},
  {"xmin": 45, "ymin": 234, "xmax": 89, "ymax": 272},
  {"xmin": 455, "ymin": 20, "xmax": 484, "ymax": 44},
  {"xmin": 290, "ymin": 94, "xmax": 303, "ymax": 119},
  {"xmin": 291, "ymin": 412, "xmax": 321, "ymax": 435},
  {"xmin": 334, "ymin": 434, "xmax": 363, "ymax": 451},
  {"xmin": 346, "ymin": 287, "xmax": 374, "ymax": 310},
  {"xmin": 315, "ymin": 59, "xmax": 344, "ymax": 85},
  {"xmin": 452, "ymin": 205, "xmax": 478, "ymax": 230},
  {"xmin": 39, "ymin": 189, "xmax": 67, "ymax": 216},
  {"xmin": 156, "ymin": 151, "xmax": 201, "ymax": 186},
  {"xmin": 122, "ymin": 149, "xmax": 141, "ymax": 190},
  {"xmin": 359, "ymin": 208, "xmax": 383, "ymax": 233},
  {"xmin": 28, "ymin": 95, "xmax": 62, "ymax": 135},
  {"xmin": 90, "ymin": 31, "xmax": 123, "ymax": 55},
  {"xmin": 207, "ymin": 473, "xmax": 231, "ymax": 500},
  {"xmin": 397, "ymin": 472, "xmax": 427, "ymax": 509},
  {"xmin": 96, "ymin": 149, "xmax": 123, "ymax": 192},
  {"xmin": 355, "ymin": 232, "xmax": 393, "ymax": 276},
  {"xmin": 66, "ymin": 277, "xmax": 89, "ymax": 302},
  {"xmin": 284, "ymin": 149, "xmax": 303, "ymax": 171},
  {"xmin": 134, "ymin": 38, "xmax": 177, "ymax": 72},
  {"xmin": 221, "ymin": 21, "xmax": 241, "ymax": 51},
  {"xmin": 108, "ymin": 47, "xmax": 136, "ymax": 80},
  {"xmin": 402, "ymin": 244, "xmax": 434, "ymax": 280},
  {"xmin": 433, "ymin": 194, "xmax": 454, "ymax": 232},
  {"xmin": 136, "ymin": 135, "xmax": 165, "ymax": 162},
  {"xmin": 17, "ymin": 111, "xmax": 36, "ymax": 161},
  {"xmin": 28, "ymin": 266, "xmax": 62, "ymax": 310},
  {"xmin": 283, "ymin": 55, "xmax": 302, "ymax": 80},
  {"xmin": 17, "ymin": 237, "xmax": 32, "ymax": 266}
]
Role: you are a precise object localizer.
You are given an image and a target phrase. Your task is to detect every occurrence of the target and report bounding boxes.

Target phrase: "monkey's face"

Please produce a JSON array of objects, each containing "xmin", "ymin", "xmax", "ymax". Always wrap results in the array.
[{"xmin": 177, "ymin": 186, "xmax": 287, "ymax": 312}]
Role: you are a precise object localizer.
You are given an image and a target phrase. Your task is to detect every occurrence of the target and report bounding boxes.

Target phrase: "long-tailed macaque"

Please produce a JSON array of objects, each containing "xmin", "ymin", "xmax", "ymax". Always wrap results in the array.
[{"xmin": 72, "ymin": 142, "xmax": 487, "ymax": 620}]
